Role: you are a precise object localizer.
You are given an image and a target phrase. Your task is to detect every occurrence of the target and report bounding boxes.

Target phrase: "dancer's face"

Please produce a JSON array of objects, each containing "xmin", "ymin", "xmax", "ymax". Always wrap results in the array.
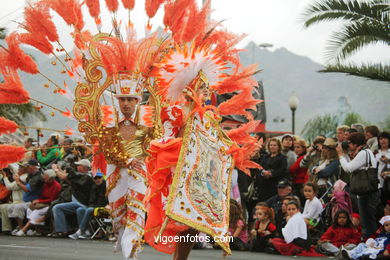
[{"xmin": 118, "ymin": 97, "xmax": 138, "ymax": 118}]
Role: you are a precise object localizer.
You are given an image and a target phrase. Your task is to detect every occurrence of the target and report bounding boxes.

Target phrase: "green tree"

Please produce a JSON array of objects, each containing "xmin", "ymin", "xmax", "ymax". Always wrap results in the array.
[
  {"xmin": 380, "ymin": 115, "xmax": 390, "ymax": 131},
  {"xmin": 301, "ymin": 114, "xmax": 338, "ymax": 142},
  {"xmin": 302, "ymin": 0, "xmax": 390, "ymax": 82},
  {"xmin": 343, "ymin": 112, "xmax": 369, "ymax": 126},
  {"xmin": 0, "ymin": 103, "xmax": 46, "ymax": 126}
]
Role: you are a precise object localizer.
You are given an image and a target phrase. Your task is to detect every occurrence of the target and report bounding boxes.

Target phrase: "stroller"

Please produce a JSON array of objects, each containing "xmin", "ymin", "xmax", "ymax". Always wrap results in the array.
[{"xmin": 320, "ymin": 180, "xmax": 353, "ymax": 231}]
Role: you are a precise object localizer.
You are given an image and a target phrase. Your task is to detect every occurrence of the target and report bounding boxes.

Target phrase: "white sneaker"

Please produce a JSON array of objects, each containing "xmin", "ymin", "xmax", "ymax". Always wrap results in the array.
[
  {"xmin": 79, "ymin": 234, "xmax": 91, "ymax": 240},
  {"xmin": 11, "ymin": 228, "xmax": 19, "ymax": 236},
  {"xmin": 26, "ymin": 230, "xmax": 34, "ymax": 236},
  {"xmin": 68, "ymin": 231, "xmax": 80, "ymax": 240},
  {"xmin": 15, "ymin": 230, "xmax": 25, "ymax": 237}
]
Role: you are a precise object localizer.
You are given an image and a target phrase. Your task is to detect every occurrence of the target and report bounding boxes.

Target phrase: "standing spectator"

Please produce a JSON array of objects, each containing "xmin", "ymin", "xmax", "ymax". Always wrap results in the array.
[
  {"xmin": 336, "ymin": 125, "xmax": 350, "ymax": 144},
  {"xmin": 300, "ymin": 136, "xmax": 325, "ymax": 181},
  {"xmin": 345, "ymin": 128, "xmax": 358, "ymax": 142},
  {"xmin": 36, "ymin": 136, "xmax": 62, "ymax": 167},
  {"xmin": 290, "ymin": 139, "xmax": 308, "ymax": 201},
  {"xmin": 255, "ymin": 138, "xmax": 287, "ymax": 202},
  {"xmin": 313, "ymin": 138, "xmax": 340, "ymax": 198},
  {"xmin": 351, "ymin": 123, "xmax": 365, "ymax": 134},
  {"xmin": 50, "ymin": 159, "xmax": 93, "ymax": 237},
  {"xmin": 15, "ymin": 169, "xmax": 61, "ymax": 236},
  {"xmin": 68, "ymin": 171, "xmax": 108, "ymax": 240},
  {"xmin": 0, "ymin": 165, "xmax": 26, "ymax": 234},
  {"xmin": 365, "ymin": 125, "xmax": 380, "ymax": 154},
  {"xmin": 337, "ymin": 132, "xmax": 380, "ymax": 238},
  {"xmin": 377, "ymin": 132, "xmax": 390, "ymax": 200},
  {"xmin": 8, "ymin": 159, "xmax": 43, "ymax": 234},
  {"xmin": 281, "ymin": 134, "xmax": 297, "ymax": 170}
]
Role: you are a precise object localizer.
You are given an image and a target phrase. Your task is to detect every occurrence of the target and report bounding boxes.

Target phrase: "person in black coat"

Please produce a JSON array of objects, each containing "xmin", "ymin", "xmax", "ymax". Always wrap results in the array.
[
  {"xmin": 254, "ymin": 138, "xmax": 288, "ymax": 202},
  {"xmin": 68, "ymin": 171, "xmax": 108, "ymax": 240}
]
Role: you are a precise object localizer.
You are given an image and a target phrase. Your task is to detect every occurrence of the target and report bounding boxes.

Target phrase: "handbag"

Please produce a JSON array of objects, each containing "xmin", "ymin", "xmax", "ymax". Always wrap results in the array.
[{"xmin": 349, "ymin": 150, "xmax": 379, "ymax": 195}]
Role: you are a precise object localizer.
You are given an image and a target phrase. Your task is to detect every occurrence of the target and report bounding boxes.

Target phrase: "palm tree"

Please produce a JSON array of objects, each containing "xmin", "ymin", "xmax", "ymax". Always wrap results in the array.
[{"xmin": 302, "ymin": 0, "xmax": 390, "ymax": 82}]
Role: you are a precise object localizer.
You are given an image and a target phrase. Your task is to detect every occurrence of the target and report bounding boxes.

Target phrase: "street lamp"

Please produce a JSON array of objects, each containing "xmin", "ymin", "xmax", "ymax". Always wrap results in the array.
[{"xmin": 288, "ymin": 92, "xmax": 299, "ymax": 134}]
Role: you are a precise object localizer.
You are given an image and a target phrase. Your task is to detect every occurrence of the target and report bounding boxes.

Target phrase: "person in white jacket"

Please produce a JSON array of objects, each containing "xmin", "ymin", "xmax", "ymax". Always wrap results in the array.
[
  {"xmin": 0, "ymin": 164, "xmax": 27, "ymax": 234},
  {"xmin": 337, "ymin": 132, "xmax": 379, "ymax": 239}
]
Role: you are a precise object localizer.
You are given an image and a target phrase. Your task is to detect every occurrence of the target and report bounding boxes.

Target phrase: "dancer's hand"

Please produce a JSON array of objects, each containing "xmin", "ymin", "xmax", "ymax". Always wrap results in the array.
[{"xmin": 129, "ymin": 159, "xmax": 144, "ymax": 172}]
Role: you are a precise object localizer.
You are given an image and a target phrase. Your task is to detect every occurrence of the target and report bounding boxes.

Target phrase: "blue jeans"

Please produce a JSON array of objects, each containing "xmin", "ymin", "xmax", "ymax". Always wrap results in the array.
[
  {"xmin": 77, "ymin": 207, "xmax": 94, "ymax": 232},
  {"xmin": 357, "ymin": 190, "xmax": 380, "ymax": 238},
  {"xmin": 52, "ymin": 197, "xmax": 86, "ymax": 232}
]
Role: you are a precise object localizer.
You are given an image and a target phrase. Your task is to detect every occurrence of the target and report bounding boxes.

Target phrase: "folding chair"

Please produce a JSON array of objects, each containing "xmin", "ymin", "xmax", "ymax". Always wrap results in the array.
[{"xmin": 90, "ymin": 207, "xmax": 112, "ymax": 239}]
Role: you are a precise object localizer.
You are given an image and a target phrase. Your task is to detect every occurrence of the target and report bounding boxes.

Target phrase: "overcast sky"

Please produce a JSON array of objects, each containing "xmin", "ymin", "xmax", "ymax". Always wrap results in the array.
[{"xmin": 0, "ymin": 0, "xmax": 388, "ymax": 64}]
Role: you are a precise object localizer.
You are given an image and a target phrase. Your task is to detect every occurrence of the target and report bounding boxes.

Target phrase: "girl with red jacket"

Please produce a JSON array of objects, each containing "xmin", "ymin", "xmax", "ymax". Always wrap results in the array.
[
  {"xmin": 289, "ymin": 139, "xmax": 308, "ymax": 203},
  {"xmin": 317, "ymin": 209, "xmax": 361, "ymax": 256}
]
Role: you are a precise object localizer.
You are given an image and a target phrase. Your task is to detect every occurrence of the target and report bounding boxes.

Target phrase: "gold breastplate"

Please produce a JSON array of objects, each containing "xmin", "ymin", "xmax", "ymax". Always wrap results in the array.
[{"xmin": 98, "ymin": 125, "xmax": 150, "ymax": 167}]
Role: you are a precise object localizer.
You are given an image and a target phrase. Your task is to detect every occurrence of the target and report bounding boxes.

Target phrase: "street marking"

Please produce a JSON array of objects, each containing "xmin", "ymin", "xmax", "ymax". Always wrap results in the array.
[{"xmin": 0, "ymin": 244, "xmax": 48, "ymax": 249}]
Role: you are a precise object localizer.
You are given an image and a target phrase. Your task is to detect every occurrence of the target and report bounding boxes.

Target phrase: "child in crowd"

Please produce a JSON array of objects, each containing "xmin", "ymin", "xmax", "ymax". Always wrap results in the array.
[
  {"xmin": 302, "ymin": 182, "xmax": 323, "ymax": 228},
  {"xmin": 342, "ymin": 215, "xmax": 390, "ymax": 259},
  {"xmin": 250, "ymin": 205, "xmax": 276, "ymax": 252},
  {"xmin": 275, "ymin": 196, "xmax": 299, "ymax": 238},
  {"xmin": 317, "ymin": 209, "xmax": 361, "ymax": 256},
  {"xmin": 271, "ymin": 201, "xmax": 312, "ymax": 255},
  {"xmin": 229, "ymin": 199, "xmax": 248, "ymax": 251}
]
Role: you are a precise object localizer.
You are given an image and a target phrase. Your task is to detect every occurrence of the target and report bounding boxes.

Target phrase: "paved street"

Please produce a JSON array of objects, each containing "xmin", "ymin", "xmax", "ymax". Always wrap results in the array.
[{"xmin": 0, "ymin": 236, "xmax": 332, "ymax": 260}]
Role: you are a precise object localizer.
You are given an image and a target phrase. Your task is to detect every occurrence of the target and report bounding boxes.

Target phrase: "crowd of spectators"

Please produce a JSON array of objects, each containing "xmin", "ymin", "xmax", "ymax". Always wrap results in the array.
[
  {"xmin": 0, "ymin": 134, "xmax": 109, "ymax": 240},
  {"xmin": 1, "ymin": 124, "xmax": 390, "ymax": 259},
  {"xmin": 197, "ymin": 124, "xmax": 390, "ymax": 259}
]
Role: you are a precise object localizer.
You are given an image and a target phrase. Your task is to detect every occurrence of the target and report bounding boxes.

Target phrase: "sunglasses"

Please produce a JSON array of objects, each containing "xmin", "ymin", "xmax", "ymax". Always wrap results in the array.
[{"xmin": 93, "ymin": 176, "xmax": 103, "ymax": 180}]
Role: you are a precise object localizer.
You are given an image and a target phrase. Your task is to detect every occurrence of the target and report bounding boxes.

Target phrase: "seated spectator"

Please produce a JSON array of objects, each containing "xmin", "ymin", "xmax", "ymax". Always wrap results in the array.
[
  {"xmin": 0, "ymin": 164, "xmax": 26, "ymax": 234},
  {"xmin": 342, "ymin": 215, "xmax": 390, "ymax": 259},
  {"xmin": 365, "ymin": 125, "xmax": 380, "ymax": 154},
  {"xmin": 50, "ymin": 159, "xmax": 93, "ymax": 237},
  {"xmin": 250, "ymin": 205, "xmax": 276, "ymax": 252},
  {"xmin": 36, "ymin": 136, "xmax": 62, "ymax": 167},
  {"xmin": 229, "ymin": 199, "xmax": 248, "ymax": 251},
  {"xmin": 15, "ymin": 169, "xmax": 61, "ymax": 236},
  {"xmin": 302, "ymin": 183, "xmax": 323, "ymax": 228},
  {"xmin": 69, "ymin": 171, "xmax": 108, "ymax": 240},
  {"xmin": 317, "ymin": 209, "xmax": 361, "ymax": 256},
  {"xmin": 8, "ymin": 159, "xmax": 43, "ymax": 234},
  {"xmin": 270, "ymin": 201, "xmax": 313, "ymax": 255},
  {"xmin": 290, "ymin": 139, "xmax": 308, "ymax": 203}
]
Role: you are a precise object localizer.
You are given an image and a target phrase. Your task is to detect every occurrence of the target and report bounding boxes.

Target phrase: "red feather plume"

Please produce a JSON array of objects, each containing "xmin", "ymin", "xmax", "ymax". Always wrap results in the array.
[
  {"xmin": 0, "ymin": 69, "xmax": 30, "ymax": 104},
  {"xmin": 227, "ymin": 120, "xmax": 260, "ymax": 146},
  {"xmin": 146, "ymin": 0, "xmax": 165, "ymax": 18},
  {"xmin": 85, "ymin": 0, "xmax": 100, "ymax": 18},
  {"xmin": 19, "ymin": 33, "xmax": 53, "ymax": 54},
  {"xmin": 5, "ymin": 33, "xmax": 39, "ymax": 74},
  {"xmin": 41, "ymin": 0, "xmax": 84, "ymax": 31},
  {"xmin": 0, "ymin": 145, "xmax": 26, "ymax": 169},
  {"xmin": 121, "ymin": 0, "xmax": 135, "ymax": 10},
  {"xmin": 0, "ymin": 117, "xmax": 18, "ymax": 135},
  {"xmin": 24, "ymin": 4, "xmax": 59, "ymax": 42},
  {"xmin": 105, "ymin": 0, "xmax": 119, "ymax": 12},
  {"xmin": 218, "ymin": 89, "xmax": 260, "ymax": 118},
  {"xmin": 92, "ymin": 143, "xmax": 107, "ymax": 175}
]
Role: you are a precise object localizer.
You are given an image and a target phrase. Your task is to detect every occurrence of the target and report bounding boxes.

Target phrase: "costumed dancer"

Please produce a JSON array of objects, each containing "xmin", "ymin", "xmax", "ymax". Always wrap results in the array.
[{"xmin": 143, "ymin": 1, "xmax": 263, "ymax": 259}]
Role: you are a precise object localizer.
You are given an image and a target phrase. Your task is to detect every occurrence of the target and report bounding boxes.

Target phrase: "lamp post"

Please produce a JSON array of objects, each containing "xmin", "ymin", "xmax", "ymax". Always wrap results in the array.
[
  {"xmin": 288, "ymin": 93, "xmax": 299, "ymax": 134},
  {"xmin": 34, "ymin": 121, "xmax": 43, "ymax": 146}
]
